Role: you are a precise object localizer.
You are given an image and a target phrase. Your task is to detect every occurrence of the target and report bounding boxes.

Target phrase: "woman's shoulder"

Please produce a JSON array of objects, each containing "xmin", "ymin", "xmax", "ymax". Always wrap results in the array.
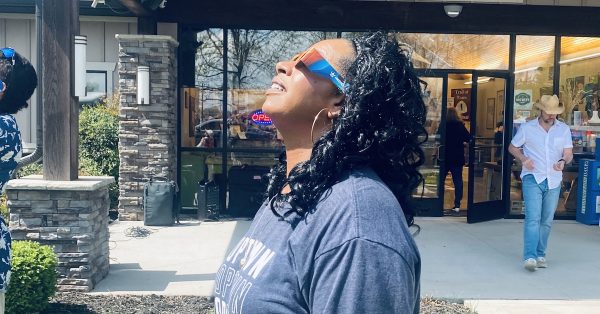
[
  {"xmin": 319, "ymin": 167, "xmax": 400, "ymax": 215},
  {"xmin": 0, "ymin": 114, "xmax": 19, "ymax": 132},
  {"xmin": 292, "ymin": 168, "xmax": 415, "ymax": 258}
]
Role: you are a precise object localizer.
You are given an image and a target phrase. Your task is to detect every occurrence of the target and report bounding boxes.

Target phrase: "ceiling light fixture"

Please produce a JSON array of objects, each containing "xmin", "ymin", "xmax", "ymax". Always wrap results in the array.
[
  {"xmin": 91, "ymin": 0, "xmax": 105, "ymax": 8},
  {"xmin": 559, "ymin": 52, "xmax": 600, "ymax": 65},
  {"xmin": 514, "ymin": 66, "xmax": 542, "ymax": 74},
  {"xmin": 444, "ymin": 4, "xmax": 463, "ymax": 18},
  {"xmin": 464, "ymin": 78, "xmax": 492, "ymax": 85}
]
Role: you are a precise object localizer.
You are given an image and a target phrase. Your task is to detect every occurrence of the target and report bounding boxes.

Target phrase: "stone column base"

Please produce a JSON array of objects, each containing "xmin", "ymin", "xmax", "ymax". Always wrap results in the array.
[{"xmin": 6, "ymin": 175, "xmax": 114, "ymax": 292}]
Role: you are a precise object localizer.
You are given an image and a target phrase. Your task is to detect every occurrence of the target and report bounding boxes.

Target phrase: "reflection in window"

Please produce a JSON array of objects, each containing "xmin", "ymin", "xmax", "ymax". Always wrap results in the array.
[
  {"xmin": 180, "ymin": 151, "xmax": 222, "ymax": 210},
  {"xmin": 180, "ymin": 29, "xmax": 225, "ymax": 148},
  {"xmin": 86, "ymin": 70, "xmax": 107, "ymax": 97},
  {"xmin": 393, "ymin": 33, "xmax": 509, "ymax": 70},
  {"xmin": 413, "ymin": 77, "xmax": 443, "ymax": 200},
  {"xmin": 226, "ymin": 30, "xmax": 336, "ymax": 150},
  {"xmin": 513, "ymin": 36, "xmax": 555, "ymax": 124},
  {"xmin": 560, "ymin": 37, "xmax": 600, "ymax": 126},
  {"xmin": 227, "ymin": 152, "xmax": 279, "ymax": 217},
  {"xmin": 422, "ymin": 77, "xmax": 443, "ymax": 137}
]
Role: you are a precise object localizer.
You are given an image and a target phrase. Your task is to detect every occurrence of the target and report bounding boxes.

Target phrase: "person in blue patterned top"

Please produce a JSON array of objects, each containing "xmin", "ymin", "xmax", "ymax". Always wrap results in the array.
[{"xmin": 0, "ymin": 47, "xmax": 38, "ymax": 312}]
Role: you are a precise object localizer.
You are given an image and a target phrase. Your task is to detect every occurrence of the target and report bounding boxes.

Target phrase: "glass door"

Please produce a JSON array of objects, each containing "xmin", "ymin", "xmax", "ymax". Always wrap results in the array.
[
  {"xmin": 409, "ymin": 75, "xmax": 446, "ymax": 217},
  {"xmin": 467, "ymin": 73, "xmax": 509, "ymax": 223}
]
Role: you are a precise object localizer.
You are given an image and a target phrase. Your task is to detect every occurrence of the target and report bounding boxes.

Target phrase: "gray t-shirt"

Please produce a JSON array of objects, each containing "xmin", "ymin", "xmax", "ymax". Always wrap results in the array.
[{"xmin": 214, "ymin": 167, "xmax": 421, "ymax": 313}]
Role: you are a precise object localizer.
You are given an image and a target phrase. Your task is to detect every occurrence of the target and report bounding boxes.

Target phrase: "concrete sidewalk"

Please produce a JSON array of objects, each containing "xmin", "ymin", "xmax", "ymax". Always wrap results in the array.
[
  {"xmin": 92, "ymin": 218, "xmax": 251, "ymax": 296},
  {"xmin": 415, "ymin": 217, "xmax": 600, "ymax": 300},
  {"xmin": 91, "ymin": 216, "xmax": 600, "ymax": 312}
]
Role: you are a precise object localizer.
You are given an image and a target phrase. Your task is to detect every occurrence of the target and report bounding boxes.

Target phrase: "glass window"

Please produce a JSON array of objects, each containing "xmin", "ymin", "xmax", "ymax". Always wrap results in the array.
[
  {"xmin": 181, "ymin": 29, "xmax": 225, "ymax": 148},
  {"xmin": 413, "ymin": 77, "xmax": 443, "ymax": 200},
  {"xmin": 226, "ymin": 30, "xmax": 336, "ymax": 150},
  {"xmin": 86, "ymin": 70, "xmax": 107, "ymax": 98},
  {"xmin": 226, "ymin": 152, "xmax": 279, "ymax": 217},
  {"xmin": 180, "ymin": 151, "xmax": 223, "ymax": 211},
  {"xmin": 394, "ymin": 33, "xmax": 510, "ymax": 70},
  {"xmin": 509, "ymin": 36, "xmax": 556, "ymax": 216},
  {"xmin": 557, "ymin": 36, "xmax": 600, "ymax": 218},
  {"xmin": 513, "ymin": 36, "xmax": 555, "ymax": 122},
  {"xmin": 559, "ymin": 37, "xmax": 600, "ymax": 126}
]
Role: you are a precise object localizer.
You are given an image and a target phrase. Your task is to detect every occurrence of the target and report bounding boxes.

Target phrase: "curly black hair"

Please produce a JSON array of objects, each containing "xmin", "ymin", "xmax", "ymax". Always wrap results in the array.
[
  {"xmin": 0, "ymin": 51, "xmax": 38, "ymax": 114},
  {"xmin": 266, "ymin": 32, "xmax": 427, "ymax": 226}
]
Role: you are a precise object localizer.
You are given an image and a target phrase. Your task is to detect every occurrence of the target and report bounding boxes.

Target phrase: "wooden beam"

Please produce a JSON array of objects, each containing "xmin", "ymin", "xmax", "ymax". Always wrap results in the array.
[
  {"xmin": 138, "ymin": 16, "xmax": 158, "ymax": 35},
  {"xmin": 41, "ymin": 0, "xmax": 79, "ymax": 180}
]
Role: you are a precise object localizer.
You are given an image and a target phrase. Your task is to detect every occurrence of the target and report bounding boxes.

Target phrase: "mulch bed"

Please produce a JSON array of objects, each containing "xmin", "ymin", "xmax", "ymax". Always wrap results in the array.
[
  {"xmin": 41, "ymin": 294, "xmax": 214, "ymax": 314},
  {"xmin": 42, "ymin": 293, "xmax": 474, "ymax": 313}
]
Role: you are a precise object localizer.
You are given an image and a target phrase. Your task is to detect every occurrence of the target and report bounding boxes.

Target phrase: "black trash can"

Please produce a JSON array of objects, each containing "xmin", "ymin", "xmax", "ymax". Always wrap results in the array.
[
  {"xmin": 228, "ymin": 165, "xmax": 270, "ymax": 217},
  {"xmin": 143, "ymin": 177, "xmax": 176, "ymax": 226},
  {"xmin": 197, "ymin": 180, "xmax": 220, "ymax": 221}
]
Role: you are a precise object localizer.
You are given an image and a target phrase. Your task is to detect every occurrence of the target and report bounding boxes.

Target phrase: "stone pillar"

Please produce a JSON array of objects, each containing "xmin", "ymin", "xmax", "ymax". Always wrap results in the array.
[
  {"xmin": 6, "ymin": 176, "xmax": 114, "ymax": 292},
  {"xmin": 116, "ymin": 35, "xmax": 179, "ymax": 221}
]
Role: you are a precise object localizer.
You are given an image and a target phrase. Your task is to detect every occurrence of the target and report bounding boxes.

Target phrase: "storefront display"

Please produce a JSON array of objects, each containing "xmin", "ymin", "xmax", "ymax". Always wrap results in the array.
[{"xmin": 178, "ymin": 28, "xmax": 600, "ymax": 220}]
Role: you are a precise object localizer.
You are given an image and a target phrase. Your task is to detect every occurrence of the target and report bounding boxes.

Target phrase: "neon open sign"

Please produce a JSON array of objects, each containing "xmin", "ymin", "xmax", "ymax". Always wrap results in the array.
[{"xmin": 250, "ymin": 110, "xmax": 272, "ymax": 125}]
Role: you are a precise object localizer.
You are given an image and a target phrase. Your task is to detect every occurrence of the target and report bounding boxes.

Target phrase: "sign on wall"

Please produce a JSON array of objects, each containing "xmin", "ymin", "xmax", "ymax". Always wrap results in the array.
[
  {"xmin": 514, "ymin": 89, "xmax": 533, "ymax": 110},
  {"xmin": 450, "ymin": 88, "xmax": 471, "ymax": 120},
  {"xmin": 250, "ymin": 109, "xmax": 273, "ymax": 125}
]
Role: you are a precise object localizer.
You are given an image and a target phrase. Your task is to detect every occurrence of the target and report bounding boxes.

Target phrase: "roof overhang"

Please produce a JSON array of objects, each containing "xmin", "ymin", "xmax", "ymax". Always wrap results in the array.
[{"xmin": 155, "ymin": 0, "xmax": 600, "ymax": 37}]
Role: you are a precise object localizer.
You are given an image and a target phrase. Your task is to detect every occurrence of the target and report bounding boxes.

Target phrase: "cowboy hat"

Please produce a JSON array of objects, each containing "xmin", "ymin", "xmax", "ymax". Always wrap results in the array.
[{"xmin": 535, "ymin": 94, "xmax": 564, "ymax": 115}]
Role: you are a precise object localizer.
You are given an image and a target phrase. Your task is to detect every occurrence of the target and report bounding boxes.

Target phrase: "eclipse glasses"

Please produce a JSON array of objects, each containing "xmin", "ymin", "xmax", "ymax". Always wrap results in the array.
[{"xmin": 293, "ymin": 48, "xmax": 348, "ymax": 93}]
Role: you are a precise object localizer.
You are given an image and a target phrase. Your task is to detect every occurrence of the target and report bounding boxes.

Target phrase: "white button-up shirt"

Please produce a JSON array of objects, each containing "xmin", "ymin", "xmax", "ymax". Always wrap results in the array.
[{"xmin": 510, "ymin": 118, "xmax": 573, "ymax": 189}]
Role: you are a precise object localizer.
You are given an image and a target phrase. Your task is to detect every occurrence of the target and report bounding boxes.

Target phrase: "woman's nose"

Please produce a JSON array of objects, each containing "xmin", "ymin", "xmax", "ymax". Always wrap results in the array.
[{"xmin": 275, "ymin": 60, "xmax": 293, "ymax": 76}]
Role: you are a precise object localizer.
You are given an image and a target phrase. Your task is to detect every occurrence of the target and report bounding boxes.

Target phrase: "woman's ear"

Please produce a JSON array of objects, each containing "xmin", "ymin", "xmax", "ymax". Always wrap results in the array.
[
  {"xmin": 327, "ymin": 108, "xmax": 341, "ymax": 119},
  {"xmin": 327, "ymin": 92, "xmax": 344, "ymax": 119}
]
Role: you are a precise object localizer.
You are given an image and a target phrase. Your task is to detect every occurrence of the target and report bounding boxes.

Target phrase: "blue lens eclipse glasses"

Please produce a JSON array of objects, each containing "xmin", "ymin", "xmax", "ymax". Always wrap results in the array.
[
  {"xmin": 0, "ymin": 47, "xmax": 16, "ymax": 94},
  {"xmin": 1, "ymin": 47, "xmax": 16, "ymax": 65}
]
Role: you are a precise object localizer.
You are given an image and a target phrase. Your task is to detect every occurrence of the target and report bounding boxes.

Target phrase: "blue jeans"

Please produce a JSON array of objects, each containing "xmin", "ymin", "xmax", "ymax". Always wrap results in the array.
[{"xmin": 522, "ymin": 174, "xmax": 561, "ymax": 260}]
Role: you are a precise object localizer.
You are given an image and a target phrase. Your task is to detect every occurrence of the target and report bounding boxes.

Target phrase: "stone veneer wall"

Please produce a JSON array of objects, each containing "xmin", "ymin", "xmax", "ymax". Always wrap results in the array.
[
  {"xmin": 116, "ymin": 35, "xmax": 179, "ymax": 221},
  {"xmin": 6, "ymin": 176, "xmax": 114, "ymax": 292}
]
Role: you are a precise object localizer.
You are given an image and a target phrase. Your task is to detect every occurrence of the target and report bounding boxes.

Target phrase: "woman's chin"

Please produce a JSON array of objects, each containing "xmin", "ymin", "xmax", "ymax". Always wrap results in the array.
[{"xmin": 262, "ymin": 101, "xmax": 281, "ymax": 118}]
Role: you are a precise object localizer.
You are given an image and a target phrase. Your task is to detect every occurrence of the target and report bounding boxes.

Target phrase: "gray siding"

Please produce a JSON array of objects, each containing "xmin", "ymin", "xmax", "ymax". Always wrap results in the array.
[{"xmin": 0, "ymin": 15, "xmax": 137, "ymax": 144}]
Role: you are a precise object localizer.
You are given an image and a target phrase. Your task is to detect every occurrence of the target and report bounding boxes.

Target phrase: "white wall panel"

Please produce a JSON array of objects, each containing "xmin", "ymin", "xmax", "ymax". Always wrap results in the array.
[
  {"xmin": 28, "ymin": 19, "xmax": 37, "ymax": 146},
  {"xmin": 81, "ymin": 21, "xmax": 105, "ymax": 62},
  {"xmin": 5, "ymin": 19, "xmax": 33, "ymax": 144},
  {"xmin": 1, "ymin": 15, "xmax": 138, "ymax": 146},
  {"xmin": 0, "ymin": 19, "xmax": 6, "ymax": 47},
  {"xmin": 104, "ymin": 22, "xmax": 129, "ymax": 63}
]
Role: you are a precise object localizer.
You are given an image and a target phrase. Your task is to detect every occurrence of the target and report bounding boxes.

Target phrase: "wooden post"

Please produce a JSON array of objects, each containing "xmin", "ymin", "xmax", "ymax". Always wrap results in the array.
[
  {"xmin": 137, "ymin": 16, "xmax": 158, "ymax": 35},
  {"xmin": 41, "ymin": 0, "xmax": 79, "ymax": 180}
]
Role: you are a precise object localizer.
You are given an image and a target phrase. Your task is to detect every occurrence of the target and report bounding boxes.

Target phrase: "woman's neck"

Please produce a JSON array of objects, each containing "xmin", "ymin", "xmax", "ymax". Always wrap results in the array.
[
  {"xmin": 285, "ymin": 147, "xmax": 312, "ymax": 176},
  {"xmin": 277, "ymin": 121, "xmax": 331, "ymax": 192},
  {"xmin": 281, "ymin": 138, "xmax": 313, "ymax": 194}
]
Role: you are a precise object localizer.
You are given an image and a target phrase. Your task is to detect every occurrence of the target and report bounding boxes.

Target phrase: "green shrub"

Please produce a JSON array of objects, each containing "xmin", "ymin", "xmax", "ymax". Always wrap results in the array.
[
  {"xmin": 15, "ymin": 161, "xmax": 43, "ymax": 178},
  {"xmin": 79, "ymin": 97, "xmax": 119, "ymax": 178},
  {"xmin": 79, "ymin": 94, "xmax": 120, "ymax": 209},
  {"xmin": 6, "ymin": 241, "xmax": 58, "ymax": 314},
  {"xmin": 79, "ymin": 155, "xmax": 103, "ymax": 176},
  {"xmin": 78, "ymin": 155, "xmax": 119, "ymax": 209}
]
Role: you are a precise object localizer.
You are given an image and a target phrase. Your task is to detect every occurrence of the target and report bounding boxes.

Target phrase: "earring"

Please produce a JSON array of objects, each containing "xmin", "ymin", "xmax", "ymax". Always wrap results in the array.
[{"xmin": 311, "ymin": 108, "xmax": 333, "ymax": 144}]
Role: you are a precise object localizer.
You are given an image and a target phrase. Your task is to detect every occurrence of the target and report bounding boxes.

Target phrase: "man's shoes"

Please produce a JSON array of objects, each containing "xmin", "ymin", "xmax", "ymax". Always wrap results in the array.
[
  {"xmin": 536, "ymin": 257, "xmax": 548, "ymax": 268},
  {"xmin": 524, "ymin": 258, "xmax": 537, "ymax": 272},
  {"xmin": 452, "ymin": 207, "xmax": 460, "ymax": 213}
]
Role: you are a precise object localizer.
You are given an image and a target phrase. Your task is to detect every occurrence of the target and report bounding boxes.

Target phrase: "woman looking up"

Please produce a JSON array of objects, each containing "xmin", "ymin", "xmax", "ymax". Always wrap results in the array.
[{"xmin": 214, "ymin": 32, "xmax": 426, "ymax": 314}]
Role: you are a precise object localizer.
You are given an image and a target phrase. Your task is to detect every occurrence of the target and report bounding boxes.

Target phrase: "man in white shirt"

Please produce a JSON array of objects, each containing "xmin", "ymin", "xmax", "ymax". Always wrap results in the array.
[{"xmin": 508, "ymin": 95, "xmax": 573, "ymax": 272}]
